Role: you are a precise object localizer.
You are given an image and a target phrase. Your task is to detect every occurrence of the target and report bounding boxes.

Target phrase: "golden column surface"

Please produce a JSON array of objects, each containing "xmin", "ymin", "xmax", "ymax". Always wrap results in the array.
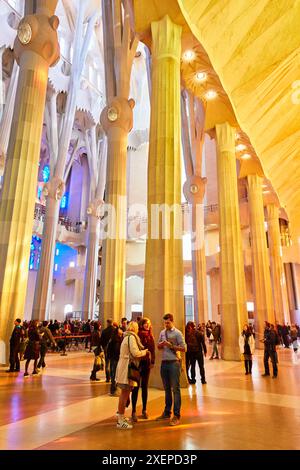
[
  {"xmin": 266, "ymin": 204, "xmax": 290, "ymax": 325},
  {"xmin": 247, "ymin": 174, "xmax": 275, "ymax": 345},
  {"xmin": 82, "ymin": 200, "xmax": 103, "ymax": 321},
  {"xmin": 215, "ymin": 122, "xmax": 248, "ymax": 361},
  {"xmin": 143, "ymin": 15, "xmax": 185, "ymax": 388},
  {"xmin": 0, "ymin": 1, "xmax": 59, "ymax": 364},
  {"xmin": 100, "ymin": 99, "xmax": 135, "ymax": 322}
]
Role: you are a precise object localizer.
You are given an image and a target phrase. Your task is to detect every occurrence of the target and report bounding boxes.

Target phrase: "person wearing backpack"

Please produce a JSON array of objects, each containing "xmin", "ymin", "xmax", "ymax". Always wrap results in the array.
[{"xmin": 185, "ymin": 321, "xmax": 207, "ymax": 384}]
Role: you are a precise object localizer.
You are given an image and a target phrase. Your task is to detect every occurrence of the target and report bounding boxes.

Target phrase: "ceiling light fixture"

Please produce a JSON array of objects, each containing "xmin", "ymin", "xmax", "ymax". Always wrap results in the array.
[
  {"xmin": 236, "ymin": 144, "xmax": 247, "ymax": 152},
  {"xmin": 204, "ymin": 90, "xmax": 217, "ymax": 100},
  {"xmin": 195, "ymin": 71, "xmax": 207, "ymax": 82},
  {"xmin": 241, "ymin": 153, "xmax": 251, "ymax": 160},
  {"xmin": 182, "ymin": 50, "xmax": 196, "ymax": 62}
]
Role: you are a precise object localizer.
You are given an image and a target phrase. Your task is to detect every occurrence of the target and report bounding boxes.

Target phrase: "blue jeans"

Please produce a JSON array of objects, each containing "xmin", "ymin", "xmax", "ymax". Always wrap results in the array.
[{"xmin": 160, "ymin": 361, "xmax": 181, "ymax": 418}]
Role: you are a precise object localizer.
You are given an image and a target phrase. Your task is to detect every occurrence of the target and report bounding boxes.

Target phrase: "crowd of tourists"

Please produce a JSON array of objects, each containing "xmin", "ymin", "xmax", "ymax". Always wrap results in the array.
[{"xmin": 5, "ymin": 315, "xmax": 300, "ymax": 430}]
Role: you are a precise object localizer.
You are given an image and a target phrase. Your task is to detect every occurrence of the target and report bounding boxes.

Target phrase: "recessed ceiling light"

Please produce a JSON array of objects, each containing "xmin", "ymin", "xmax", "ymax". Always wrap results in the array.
[
  {"xmin": 182, "ymin": 50, "xmax": 196, "ymax": 62},
  {"xmin": 241, "ymin": 153, "xmax": 251, "ymax": 160},
  {"xmin": 204, "ymin": 90, "xmax": 217, "ymax": 100},
  {"xmin": 195, "ymin": 71, "xmax": 207, "ymax": 82},
  {"xmin": 236, "ymin": 144, "xmax": 247, "ymax": 152},
  {"xmin": 263, "ymin": 190, "xmax": 271, "ymax": 194}
]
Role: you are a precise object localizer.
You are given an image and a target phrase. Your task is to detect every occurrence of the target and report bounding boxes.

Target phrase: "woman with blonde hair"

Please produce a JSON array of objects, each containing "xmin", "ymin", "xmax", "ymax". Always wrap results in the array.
[{"xmin": 115, "ymin": 321, "xmax": 149, "ymax": 429}]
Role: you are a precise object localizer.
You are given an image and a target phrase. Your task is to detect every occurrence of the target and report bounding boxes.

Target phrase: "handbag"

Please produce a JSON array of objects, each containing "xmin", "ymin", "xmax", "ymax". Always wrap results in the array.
[
  {"xmin": 127, "ymin": 336, "xmax": 141, "ymax": 383},
  {"xmin": 94, "ymin": 352, "xmax": 105, "ymax": 371}
]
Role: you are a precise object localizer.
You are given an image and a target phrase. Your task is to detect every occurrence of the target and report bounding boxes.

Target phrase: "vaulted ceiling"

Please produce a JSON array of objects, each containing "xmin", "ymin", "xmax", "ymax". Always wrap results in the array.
[{"xmin": 134, "ymin": 0, "xmax": 300, "ymax": 242}]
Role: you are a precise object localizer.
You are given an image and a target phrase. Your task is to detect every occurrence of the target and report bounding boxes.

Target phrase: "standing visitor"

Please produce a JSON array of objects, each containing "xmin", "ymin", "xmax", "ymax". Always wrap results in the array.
[
  {"xmin": 239, "ymin": 324, "xmax": 255, "ymax": 375},
  {"xmin": 290, "ymin": 324, "xmax": 298, "ymax": 353},
  {"xmin": 107, "ymin": 327, "xmax": 124, "ymax": 395},
  {"xmin": 131, "ymin": 318, "xmax": 155, "ymax": 421},
  {"xmin": 6, "ymin": 319, "xmax": 24, "ymax": 373},
  {"xmin": 90, "ymin": 322, "xmax": 103, "ymax": 381},
  {"xmin": 37, "ymin": 321, "xmax": 57, "ymax": 370},
  {"xmin": 24, "ymin": 320, "xmax": 41, "ymax": 377},
  {"xmin": 156, "ymin": 313, "xmax": 187, "ymax": 426},
  {"xmin": 185, "ymin": 321, "xmax": 207, "ymax": 384},
  {"xmin": 100, "ymin": 319, "xmax": 116, "ymax": 382},
  {"xmin": 261, "ymin": 322, "xmax": 278, "ymax": 378},
  {"xmin": 209, "ymin": 321, "xmax": 221, "ymax": 359},
  {"xmin": 115, "ymin": 322, "xmax": 149, "ymax": 430}
]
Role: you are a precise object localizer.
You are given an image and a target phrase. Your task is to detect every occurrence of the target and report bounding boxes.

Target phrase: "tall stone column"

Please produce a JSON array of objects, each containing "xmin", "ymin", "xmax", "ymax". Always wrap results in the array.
[
  {"xmin": 100, "ymin": 103, "xmax": 133, "ymax": 322},
  {"xmin": 143, "ymin": 15, "xmax": 185, "ymax": 388},
  {"xmin": 247, "ymin": 174, "xmax": 275, "ymax": 344},
  {"xmin": 32, "ymin": 176, "xmax": 64, "ymax": 320},
  {"xmin": 99, "ymin": 1, "xmax": 138, "ymax": 324},
  {"xmin": 0, "ymin": 62, "xmax": 19, "ymax": 176},
  {"xmin": 82, "ymin": 200, "xmax": 102, "ymax": 320},
  {"xmin": 266, "ymin": 204, "xmax": 290, "ymax": 324},
  {"xmin": 184, "ymin": 177, "xmax": 208, "ymax": 324},
  {"xmin": 181, "ymin": 92, "xmax": 208, "ymax": 325},
  {"xmin": 0, "ymin": 1, "xmax": 59, "ymax": 364},
  {"xmin": 215, "ymin": 122, "xmax": 248, "ymax": 360},
  {"xmin": 73, "ymin": 246, "xmax": 86, "ymax": 313}
]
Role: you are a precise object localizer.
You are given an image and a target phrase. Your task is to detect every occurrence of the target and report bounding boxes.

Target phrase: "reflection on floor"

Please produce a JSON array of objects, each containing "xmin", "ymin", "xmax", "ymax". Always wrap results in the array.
[{"xmin": 0, "ymin": 347, "xmax": 299, "ymax": 450}]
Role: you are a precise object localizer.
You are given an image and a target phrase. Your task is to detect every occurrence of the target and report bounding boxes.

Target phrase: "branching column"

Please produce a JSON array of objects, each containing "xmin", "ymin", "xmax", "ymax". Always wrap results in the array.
[
  {"xmin": 99, "ymin": 1, "xmax": 138, "ymax": 323},
  {"xmin": 100, "ymin": 101, "xmax": 134, "ymax": 322},
  {"xmin": 82, "ymin": 200, "xmax": 102, "ymax": 320},
  {"xmin": 0, "ymin": 1, "xmax": 59, "ymax": 364},
  {"xmin": 181, "ymin": 91, "xmax": 208, "ymax": 325},
  {"xmin": 0, "ymin": 63, "xmax": 19, "ymax": 176},
  {"xmin": 32, "ymin": 5, "xmax": 97, "ymax": 320},
  {"xmin": 143, "ymin": 15, "xmax": 184, "ymax": 387},
  {"xmin": 247, "ymin": 174, "xmax": 275, "ymax": 344},
  {"xmin": 216, "ymin": 122, "xmax": 248, "ymax": 360},
  {"xmin": 266, "ymin": 203, "xmax": 290, "ymax": 324}
]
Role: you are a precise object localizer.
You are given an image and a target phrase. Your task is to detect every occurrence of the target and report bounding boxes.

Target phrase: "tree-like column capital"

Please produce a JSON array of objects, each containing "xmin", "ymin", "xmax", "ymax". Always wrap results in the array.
[
  {"xmin": 14, "ymin": 13, "xmax": 60, "ymax": 67},
  {"xmin": 100, "ymin": 97, "xmax": 135, "ymax": 134}
]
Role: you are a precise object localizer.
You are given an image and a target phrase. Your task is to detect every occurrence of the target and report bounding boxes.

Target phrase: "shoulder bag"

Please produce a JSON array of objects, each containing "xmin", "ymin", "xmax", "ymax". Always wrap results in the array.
[{"xmin": 127, "ymin": 336, "xmax": 141, "ymax": 383}]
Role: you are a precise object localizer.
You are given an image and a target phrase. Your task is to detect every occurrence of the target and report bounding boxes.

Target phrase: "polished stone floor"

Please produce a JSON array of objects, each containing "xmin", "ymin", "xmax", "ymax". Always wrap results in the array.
[{"xmin": 0, "ymin": 346, "xmax": 299, "ymax": 450}]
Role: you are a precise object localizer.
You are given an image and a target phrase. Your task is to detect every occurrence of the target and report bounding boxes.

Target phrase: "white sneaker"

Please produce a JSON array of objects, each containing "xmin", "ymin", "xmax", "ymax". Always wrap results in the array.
[
  {"xmin": 115, "ymin": 412, "xmax": 130, "ymax": 421},
  {"xmin": 117, "ymin": 419, "xmax": 133, "ymax": 430}
]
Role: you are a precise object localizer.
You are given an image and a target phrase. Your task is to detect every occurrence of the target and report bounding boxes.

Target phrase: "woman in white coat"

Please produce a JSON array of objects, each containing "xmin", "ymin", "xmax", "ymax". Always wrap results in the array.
[
  {"xmin": 239, "ymin": 324, "xmax": 255, "ymax": 375},
  {"xmin": 115, "ymin": 321, "xmax": 149, "ymax": 429}
]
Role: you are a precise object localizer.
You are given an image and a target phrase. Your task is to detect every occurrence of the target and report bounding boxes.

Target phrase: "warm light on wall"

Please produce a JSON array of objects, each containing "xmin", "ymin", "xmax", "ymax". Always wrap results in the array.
[
  {"xmin": 182, "ymin": 50, "xmax": 196, "ymax": 62},
  {"xmin": 204, "ymin": 90, "xmax": 217, "ymax": 100},
  {"xmin": 236, "ymin": 144, "xmax": 247, "ymax": 152},
  {"xmin": 241, "ymin": 153, "xmax": 251, "ymax": 160},
  {"xmin": 195, "ymin": 71, "xmax": 207, "ymax": 82}
]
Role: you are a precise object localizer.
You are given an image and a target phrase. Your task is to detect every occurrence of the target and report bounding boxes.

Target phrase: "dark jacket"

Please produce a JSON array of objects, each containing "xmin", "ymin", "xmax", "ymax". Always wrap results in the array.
[
  {"xmin": 138, "ymin": 329, "xmax": 155, "ymax": 366},
  {"xmin": 10, "ymin": 325, "xmax": 24, "ymax": 349},
  {"xmin": 100, "ymin": 325, "xmax": 115, "ymax": 348},
  {"xmin": 107, "ymin": 331, "xmax": 123, "ymax": 360},
  {"xmin": 186, "ymin": 330, "xmax": 207, "ymax": 355},
  {"xmin": 264, "ymin": 328, "xmax": 277, "ymax": 351}
]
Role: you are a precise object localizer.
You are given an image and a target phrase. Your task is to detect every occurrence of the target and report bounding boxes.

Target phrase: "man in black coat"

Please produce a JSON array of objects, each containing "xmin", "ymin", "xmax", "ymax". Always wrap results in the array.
[
  {"xmin": 6, "ymin": 319, "xmax": 24, "ymax": 373},
  {"xmin": 262, "ymin": 322, "xmax": 278, "ymax": 378},
  {"xmin": 185, "ymin": 322, "xmax": 207, "ymax": 384},
  {"xmin": 100, "ymin": 319, "xmax": 116, "ymax": 382}
]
